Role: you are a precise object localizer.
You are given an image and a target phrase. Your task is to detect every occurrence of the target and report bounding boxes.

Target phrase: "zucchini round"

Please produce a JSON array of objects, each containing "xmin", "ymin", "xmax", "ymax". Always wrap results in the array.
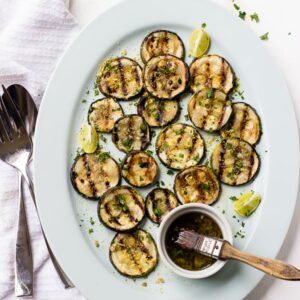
[
  {"xmin": 211, "ymin": 138, "xmax": 260, "ymax": 186},
  {"xmin": 220, "ymin": 102, "xmax": 261, "ymax": 145},
  {"xmin": 97, "ymin": 57, "xmax": 143, "ymax": 100},
  {"xmin": 174, "ymin": 165, "xmax": 220, "ymax": 205},
  {"xmin": 137, "ymin": 92, "xmax": 179, "ymax": 127},
  {"xmin": 98, "ymin": 186, "xmax": 145, "ymax": 231},
  {"xmin": 190, "ymin": 54, "xmax": 234, "ymax": 94},
  {"xmin": 88, "ymin": 97, "xmax": 124, "ymax": 133},
  {"xmin": 121, "ymin": 151, "xmax": 159, "ymax": 188},
  {"xmin": 112, "ymin": 114, "xmax": 150, "ymax": 153},
  {"xmin": 109, "ymin": 229, "xmax": 158, "ymax": 277},
  {"xmin": 144, "ymin": 54, "xmax": 189, "ymax": 100},
  {"xmin": 70, "ymin": 153, "xmax": 120, "ymax": 200},
  {"xmin": 188, "ymin": 89, "xmax": 232, "ymax": 132},
  {"xmin": 156, "ymin": 123, "xmax": 204, "ymax": 170},
  {"xmin": 146, "ymin": 188, "xmax": 179, "ymax": 224},
  {"xmin": 140, "ymin": 30, "xmax": 184, "ymax": 63}
]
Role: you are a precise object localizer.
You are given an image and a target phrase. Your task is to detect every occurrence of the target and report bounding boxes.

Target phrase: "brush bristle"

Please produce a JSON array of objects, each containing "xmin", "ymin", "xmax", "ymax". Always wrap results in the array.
[{"xmin": 175, "ymin": 229, "xmax": 200, "ymax": 250}]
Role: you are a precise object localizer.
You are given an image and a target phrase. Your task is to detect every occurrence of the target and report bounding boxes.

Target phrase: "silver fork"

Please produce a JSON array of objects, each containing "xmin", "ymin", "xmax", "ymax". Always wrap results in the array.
[{"xmin": 0, "ymin": 89, "xmax": 74, "ymax": 289}]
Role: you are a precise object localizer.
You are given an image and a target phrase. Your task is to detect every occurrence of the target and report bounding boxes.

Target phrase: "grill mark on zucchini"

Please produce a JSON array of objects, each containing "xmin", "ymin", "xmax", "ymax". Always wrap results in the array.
[
  {"xmin": 218, "ymin": 139, "xmax": 227, "ymax": 179},
  {"xmin": 109, "ymin": 230, "xmax": 158, "ymax": 277},
  {"xmin": 217, "ymin": 101, "xmax": 227, "ymax": 128},
  {"xmin": 156, "ymin": 123, "xmax": 204, "ymax": 170},
  {"xmin": 174, "ymin": 165, "xmax": 220, "ymax": 205},
  {"xmin": 140, "ymin": 30, "xmax": 184, "ymax": 63},
  {"xmin": 82, "ymin": 155, "xmax": 97, "ymax": 197},
  {"xmin": 112, "ymin": 115, "xmax": 150, "ymax": 153},
  {"xmin": 211, "ymin": 138, "xmax": 260, "ymax": 185},
  {"xmin": 220, "ymin": 103, "xmax": 261, "ymax": 145},
  {"xmin": 98, "ymin": 186, "xmax": 145, "ymax": 231},
  {"xmin": 118, "ymin": 59, "xmax": 128, "ymax": 96},
  {"xmin": 189, "ymin": 54, "xmax": 234, "ymax": 94}
]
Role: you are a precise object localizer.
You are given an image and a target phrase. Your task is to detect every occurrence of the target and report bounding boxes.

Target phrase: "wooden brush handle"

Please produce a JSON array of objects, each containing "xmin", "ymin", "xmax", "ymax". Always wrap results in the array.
[{"xmin": 220, "ymin": 241, "xmax": 300, "ymax": 281}]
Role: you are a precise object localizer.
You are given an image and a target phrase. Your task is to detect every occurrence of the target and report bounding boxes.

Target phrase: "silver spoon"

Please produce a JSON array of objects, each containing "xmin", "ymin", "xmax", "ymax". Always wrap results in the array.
[{"xmin": 6, "ymin": 84, "xmax": 37, "ymax": 296}]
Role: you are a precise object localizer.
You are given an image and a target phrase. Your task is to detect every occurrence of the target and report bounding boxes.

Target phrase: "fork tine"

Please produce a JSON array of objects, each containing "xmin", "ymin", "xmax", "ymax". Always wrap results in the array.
[
  {"xmin": 2, "ymin": 86, "xmax": 22, "ymax": 130},
  {"xmin": 2, "ymin": 85, "xmax": 29, "ymax": 140},
  {"xmin": 0, "ymin": 107, "xmax": 9, "ymax": 142},
  {"xmin": 0, "ymin": 96, "xmax": 12, "ymax": 141}
]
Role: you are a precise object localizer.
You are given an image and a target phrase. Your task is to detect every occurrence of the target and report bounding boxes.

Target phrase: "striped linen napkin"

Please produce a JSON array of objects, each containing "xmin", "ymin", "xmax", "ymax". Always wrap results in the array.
[{"xmin": 0, "ymin": 0, "xmax": 85, "ymax": 298}]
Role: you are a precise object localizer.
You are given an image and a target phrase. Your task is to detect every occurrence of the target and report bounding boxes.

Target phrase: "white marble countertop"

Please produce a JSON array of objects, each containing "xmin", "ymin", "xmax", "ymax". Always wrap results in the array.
[{"xmin": 69, "ymin": 0, "xmax": 300, "ymax": 299}]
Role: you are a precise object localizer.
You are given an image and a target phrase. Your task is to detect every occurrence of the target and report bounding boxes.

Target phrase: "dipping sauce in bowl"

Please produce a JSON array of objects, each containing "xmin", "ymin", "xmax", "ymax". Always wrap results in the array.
[{"xmin": 165, "ymin": 212, "xmax": 223, "ymax": 271}]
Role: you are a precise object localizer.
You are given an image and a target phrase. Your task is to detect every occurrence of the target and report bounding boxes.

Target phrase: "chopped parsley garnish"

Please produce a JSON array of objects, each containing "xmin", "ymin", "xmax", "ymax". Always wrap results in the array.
[
  {"xmin": 146, "ymin": 150, "xmax": 153, "ymax": 155},
  {"xmin": 206, "ymin": 88, "xmax": 215, "ymax": 99},
  {"xmin": 153, "ymin": 204, "xmax": 162, "ymax": 216},
  {"xmin": 94, "ymin": 89, "xmax": 99, "ymax": 96},
  {"xmin": 201, "ymin": 183, "xmax": 211, "ymax": 192},
  {"xmin": 98, "ymin": 152, "xmax": 110, "ymax": 162},
  {"xmin": 81, "ymin": 99, "xmax": 87, "ymax": 103},
  {"xmin": 100, "ymin": 134, "xmax": 107, "ymax": 143},
  {"xmin": 260, "ymin": 32, "xmax": 269, "ymax": 41},
  {"xmin": 233, "ymin": 3, "xmax": 240, "ymax": 10},
  {"xmin": 89, "ymin": 217, "xmax": 95, "ymax": 225},
  {"xmin": 88, "ymin": 228, "xmax": 94, "ymax": 234},
  {"xmin": 160, "ymin": 180, "xmax": 165, "ymax": 186},
  {"xmin": 193, "ymin": 153, "xmax": 200, "ymax": 162},
  {"xmin": 178, "ymin": 153, "xmax": 184, "ymax": 158},
  {"xmin": 167, "ymin": 170, "xmax": 174, "ymax": 176},
  {"xmin": 239, "ymin": 11, "xmax": 246, "ymax": 20},
  {"xmin": 230, "ymin": 196, "xmax": 238, "ymax": 201},
  {"xmin": 184, "ymin": 114, "xmax": 189, "ymax": 121},
  {"xmin": 250, "ymin": 12, "xmax": 259, "ymax": 23},
  {"xmin": 123, "ymin": 138, "xmax": 133, "ymax": 148},
  {"xmin": 288, "ymin": 32, "xmax": 292, "ymax": 35},
  {"xmin": 201, "ymin": 23, "xmax": 206, "ymax": 28},
  {"xmin": 140, "ymin": 123, "xmax": 147, "ymax": 132},
  {"xmin": 157, "ymin": 66, "xmax": 174, "ymax": 75},
  {"xmin": 151, "ymin": 130, "xmax": 156, "ymax": 138}
]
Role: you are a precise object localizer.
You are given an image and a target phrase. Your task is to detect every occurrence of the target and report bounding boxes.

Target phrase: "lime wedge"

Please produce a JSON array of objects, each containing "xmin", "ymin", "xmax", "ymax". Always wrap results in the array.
[
  {"xmin": 233, "ymin": 192, "xmax": 261, "ymax": 217},
  {"xmin": 80, "ymin": 124, "xmax": 98, "ymax": 153},
  {"xmin": 189, "ymin": 28, "xmax": 210, "ymax": 57}
]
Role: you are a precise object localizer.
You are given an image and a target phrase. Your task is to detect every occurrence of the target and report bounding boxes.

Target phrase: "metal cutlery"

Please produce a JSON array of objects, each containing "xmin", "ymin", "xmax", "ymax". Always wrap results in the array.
[{"xmin": 0, "ymin": 85, "xmax": 74, "ymax": 293}]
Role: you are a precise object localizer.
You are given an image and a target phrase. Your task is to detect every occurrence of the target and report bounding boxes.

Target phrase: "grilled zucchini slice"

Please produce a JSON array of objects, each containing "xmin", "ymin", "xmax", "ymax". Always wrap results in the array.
[
  {"xmin": 109, "ymin": 229, "xmax": 158, "ymax": 277},
  {"xmin": 140, "ymin": 30, "xmax": 184, "ymax": 63},
  {"xmin": 188, "ymin": 89, "xmax": 232, "ymax": 132},
  {"xmin": 70, "ymin": 153, "xmax": 120, "ymax": 200},
  {"xmin": 137, "ymin": 92, "xmax": 179, "ymax": 127},
  {"xmin": 97, "ymin": 57, "xmax": 143, "ymax": 100},
  {"xmin": 220, "ymin": 102, "xmax": 261, "ymax": 145},
  {"xmin": 88, "ymin": 97, "xmax": 123, "ymax": 133},
  {"xmin": 156, "ymin": 123, "xmax": 204, "ymax": 170},
  {"xmin": 211, "ymin": 138, "xmax": 260, "ymax": 186},
  {"xmin": 122, "ymin": 151, "xmax": 158, "ymax": 187},
  {"xmin": 98, "ymin": 186, "xmax": 145, "ymax": 231},
  {"xmin": 190, "ymin": 54, "xmax": 234, "ymax": 94},
  {"xmin": 112, "ymin": 115, "xmax": 150, "ymax": 153},
  {"xmin": 144, "ymin": 54, "xmax": 189, "ymax": 99},
  {"xmin": 146, "ymin": 188, "xmax": 179, "ymax": 223},
  {"xmin": 174, "ymin": 165, "xmax": 220, "ymax": 205}
]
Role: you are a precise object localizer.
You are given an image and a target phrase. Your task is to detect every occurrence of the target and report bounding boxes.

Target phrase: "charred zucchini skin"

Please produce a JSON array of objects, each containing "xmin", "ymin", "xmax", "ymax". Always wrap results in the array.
[
  {"xmin": 137, "ymin": 92, "xmax": 180, "ymax": 128},
  {"xmin": 143, "ymin": 54, "xmax": 190, "ymax": 100},
  {"xmin": 140, "ymin": 30, "xmax": 185, "ymax": 63},
  {"xmin": 97, "ymin": 185, "xmax": 145, "ymax": 232},
  {"xmin": 87, "ymin": 97, "xmax": 124, "ymax": 133},
  {"xmin": 155, "ymin": 123, "xmax": 205, "ymax": 171},
  {"xmin": 121, "ymin": 151, "xmax": 159, "ymax": 188},
  {"xmin": 112, "ymin": 114, "xmax": 151, "ymax": 153},
  {"xmin": 189, "ymin": 54, "xmax": 235, "ymax": 94},
  {"xmin": 70, "ymin": 153, "xmax": 121, "ymax": 201},
  {"xmin": 210, "ymin": 138, "xmax": 261, "ymax": 186},
  {"xmin": 145, "ymin": 188, "xmax": 179, "ymax": 224},
  {"xmin": 173, "ymin": 165, "xmax": 220, "ymax": 205},
  {"xmin": 109, "ymin": 229, "xmax": 159, "ymax": 278},
  {"xmin": 220, "ymin": 102, "xmax": 262, "ymax": 146},
  {"xmin": 188, "ymin": 89, "xmax": 233, "ymax": 132},
  {"xmin": 97, "ymin": 57, "xmax": 144, "ymax": 100}
]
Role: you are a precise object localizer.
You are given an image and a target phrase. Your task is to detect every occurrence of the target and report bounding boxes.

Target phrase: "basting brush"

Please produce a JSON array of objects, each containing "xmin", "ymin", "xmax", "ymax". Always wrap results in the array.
[{"xmin": 176, "ymin": 229, "xmax": 300, "ymax": 280}]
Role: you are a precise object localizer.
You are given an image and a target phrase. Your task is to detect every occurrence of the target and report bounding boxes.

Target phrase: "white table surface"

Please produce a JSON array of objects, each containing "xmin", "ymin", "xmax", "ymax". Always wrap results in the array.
[{"xmin": 69, "ymin": 0, "xmax": 300, "ymax": 299}]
